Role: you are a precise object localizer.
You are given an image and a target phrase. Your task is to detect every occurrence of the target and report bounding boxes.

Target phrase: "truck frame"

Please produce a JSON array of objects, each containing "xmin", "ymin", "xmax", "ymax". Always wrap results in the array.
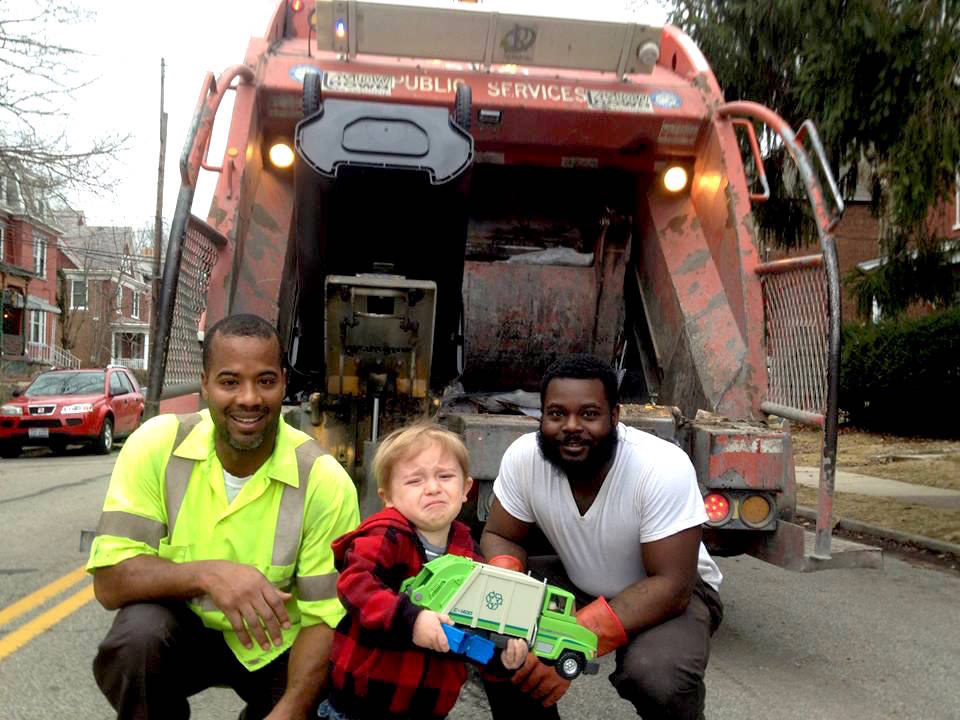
[{"xmin": 146, "ymin": 0, "xmax": 881, "ymax": 572}]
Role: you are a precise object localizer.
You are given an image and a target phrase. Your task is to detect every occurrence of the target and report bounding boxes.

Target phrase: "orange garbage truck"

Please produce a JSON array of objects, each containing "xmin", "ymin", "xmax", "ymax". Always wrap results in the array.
[{"xmin": 147, "ymin": 0, "xmax": 880, "ymax": 571}]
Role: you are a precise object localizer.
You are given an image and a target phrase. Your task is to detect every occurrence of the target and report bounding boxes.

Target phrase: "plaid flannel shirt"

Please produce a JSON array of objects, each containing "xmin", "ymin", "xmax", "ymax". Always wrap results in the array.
[{"xmin": 329, "ymin": 507, "xmax": 483, "ymax": 719}]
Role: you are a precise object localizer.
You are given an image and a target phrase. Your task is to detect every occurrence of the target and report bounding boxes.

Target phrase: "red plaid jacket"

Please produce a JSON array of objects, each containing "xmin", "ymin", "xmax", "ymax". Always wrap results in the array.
[{"xmin": 329, "ymin": 507, "xmax": 484, "ymax": 719}]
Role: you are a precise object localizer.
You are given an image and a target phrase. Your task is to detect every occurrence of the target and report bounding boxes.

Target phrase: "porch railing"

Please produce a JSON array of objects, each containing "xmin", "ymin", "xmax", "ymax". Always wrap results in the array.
[{"xmin": 26, "ymin": 342, "xmax": 81, "ymax": 369}]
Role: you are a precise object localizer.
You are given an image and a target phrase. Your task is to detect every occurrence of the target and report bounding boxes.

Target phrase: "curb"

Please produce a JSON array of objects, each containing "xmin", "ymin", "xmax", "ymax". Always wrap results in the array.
[{"xmin": 796, "ymin": 505, "xmax": 960, "ymax": 558}]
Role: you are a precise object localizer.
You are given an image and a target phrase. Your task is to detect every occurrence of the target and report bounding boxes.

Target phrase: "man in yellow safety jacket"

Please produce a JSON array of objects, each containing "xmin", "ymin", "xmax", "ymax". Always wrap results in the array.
[{"xmin": 87, "ymin": 314, "xmax": 360, "ymax": 720}]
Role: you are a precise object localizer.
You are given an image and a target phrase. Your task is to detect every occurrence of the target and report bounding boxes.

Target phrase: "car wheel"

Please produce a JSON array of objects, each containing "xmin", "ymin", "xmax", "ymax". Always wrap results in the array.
[
  {"xmin": 94, "ymin": 417, "xmax": 114, "ymax": 455},
  {"xmin": 0, "ymin": 442, "xmax": 21, "ymax": 459},
  {"xmin": 555, "ymin": 650, "xmax": 585, "ymax": 680}
]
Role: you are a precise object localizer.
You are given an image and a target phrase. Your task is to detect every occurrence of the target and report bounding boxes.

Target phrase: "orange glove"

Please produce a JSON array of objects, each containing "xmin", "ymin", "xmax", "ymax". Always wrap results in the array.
[
  {"xmin": 488, "ymin": 554, "xmax": 525, "ymax": 573},
  {"xmin": 575, "ymin": 597, "xmax": 628, "ymax": 656},
  {"xmin": 511, "ymin": 651, "xmax": 570, "ymax": 707}
]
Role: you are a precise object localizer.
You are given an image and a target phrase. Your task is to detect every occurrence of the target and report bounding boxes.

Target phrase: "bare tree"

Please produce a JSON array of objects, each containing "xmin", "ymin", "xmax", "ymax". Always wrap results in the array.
[{"xmin": 0, "ymin": 1, "xmax": 127, "ymax": 202}]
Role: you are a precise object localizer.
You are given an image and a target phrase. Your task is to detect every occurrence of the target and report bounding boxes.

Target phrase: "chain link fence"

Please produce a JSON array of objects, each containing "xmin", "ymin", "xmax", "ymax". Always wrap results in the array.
[
  {"xmin": 760, "ymin": 258, "xmax": 829, "ymax": 417},
  {"xmin": 162, "ymin": 217, "xmax": 225, "ymax": 388}
]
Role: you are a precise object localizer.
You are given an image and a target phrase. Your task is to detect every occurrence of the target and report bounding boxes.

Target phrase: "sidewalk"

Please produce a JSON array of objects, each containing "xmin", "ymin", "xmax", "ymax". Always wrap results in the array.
[{"xmin": 795, "ymin": 466, "xmax": 960, "ymax": 510}]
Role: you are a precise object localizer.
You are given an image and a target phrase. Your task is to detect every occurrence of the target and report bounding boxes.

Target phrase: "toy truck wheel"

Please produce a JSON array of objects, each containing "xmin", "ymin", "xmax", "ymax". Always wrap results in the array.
[
  {"xmin": 555, "ymin": 650, "xmax": 585, "ymax": 680},
  {"xmin": 303, "ymin": 71, "xmax": 323, "ymax": 117}
]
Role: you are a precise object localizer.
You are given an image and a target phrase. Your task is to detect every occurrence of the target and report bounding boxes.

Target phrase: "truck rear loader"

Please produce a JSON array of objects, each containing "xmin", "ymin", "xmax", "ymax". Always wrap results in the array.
[{"xmin": 147, "ymin": 0, "xmax": 882, "ymax": 572}]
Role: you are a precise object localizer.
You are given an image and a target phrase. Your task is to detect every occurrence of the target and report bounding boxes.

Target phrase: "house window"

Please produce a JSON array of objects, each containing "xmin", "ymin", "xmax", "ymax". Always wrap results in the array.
[
  {"xmin": 29, "ymin": 310, "xmax": 46, "ymax": 344},
  {"xmin": 132, "ymin": 291, "xmax": 140, "ymax": 319},
  {"xmin": 71, "ymin": 279, "xmax": 88, "ymax": 309},
  {"xmin": 116, "ymin": 284, "xmax": 123, "ymax": 314},
  {"xmin": 33, "ymin": 237, "xmax": 46, "ymax": 277},
  {"xmin": 0, "ymin": 224, "xmax": 4, "ymax": 262},
  {"xmin": 954, "ymin": 170, "xmax": 960, "ymax": 230}
]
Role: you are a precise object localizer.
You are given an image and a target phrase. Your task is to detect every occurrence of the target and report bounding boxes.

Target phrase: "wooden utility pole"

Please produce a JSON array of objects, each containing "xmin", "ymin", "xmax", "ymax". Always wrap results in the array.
[{"xmin": 149, "ymin": 57, "xmax": 167, "ymax": 390}]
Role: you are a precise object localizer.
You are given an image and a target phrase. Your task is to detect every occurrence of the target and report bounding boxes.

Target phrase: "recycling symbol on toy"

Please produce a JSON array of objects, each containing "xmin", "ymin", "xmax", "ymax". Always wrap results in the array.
[{"xmin": 485, "ymin": 591, "xmax": 504, "ymax": 610}]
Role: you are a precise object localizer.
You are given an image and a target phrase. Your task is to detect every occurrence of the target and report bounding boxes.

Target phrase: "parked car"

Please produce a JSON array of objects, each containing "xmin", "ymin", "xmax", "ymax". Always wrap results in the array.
[{"xmin": 0, "ymin": 366, "xmax": 145, "ymax": 458}]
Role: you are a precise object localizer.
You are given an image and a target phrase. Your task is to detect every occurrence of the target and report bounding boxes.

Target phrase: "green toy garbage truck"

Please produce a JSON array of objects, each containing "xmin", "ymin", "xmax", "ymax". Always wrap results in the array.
[{"xmin": 401, "ymin": 555, "xmax": 599, "ymax": 680}]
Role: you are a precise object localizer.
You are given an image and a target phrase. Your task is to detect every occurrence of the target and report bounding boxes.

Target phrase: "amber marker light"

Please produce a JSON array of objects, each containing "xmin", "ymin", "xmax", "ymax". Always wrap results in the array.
[
  {"xmin": 704, "ymin": 493, "xmax": 731, "ymax": 525},
  {"xmin": 741, "ymin": 494, "xmax": 774, "ymax": 528},
  {"xmin": 269, "ymin": 142, "xmax": 295, "ymax": 169},
  {"xmin": 663, "ymin": 165, "xmax": 689, "ymax": 193}
]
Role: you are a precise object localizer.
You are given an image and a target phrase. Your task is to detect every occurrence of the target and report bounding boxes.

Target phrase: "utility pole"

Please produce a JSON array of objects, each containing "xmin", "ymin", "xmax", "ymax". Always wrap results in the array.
[{"xmin": 148, "ymin": 57, "xmax": 167, "ymax": 416}]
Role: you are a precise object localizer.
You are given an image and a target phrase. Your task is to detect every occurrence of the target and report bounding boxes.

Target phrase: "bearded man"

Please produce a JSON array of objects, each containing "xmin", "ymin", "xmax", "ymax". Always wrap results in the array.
[{"xmin": 480, "ymin": 354, "xmax": 723, "ymax": 720}]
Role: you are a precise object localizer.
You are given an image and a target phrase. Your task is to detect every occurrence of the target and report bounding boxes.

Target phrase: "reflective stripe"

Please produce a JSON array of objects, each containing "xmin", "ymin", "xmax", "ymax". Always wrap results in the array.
[
  {"xmin": 165, "ymin": 413, "xmax": 203, "ymax": 539},
  {"xmin": 296, "ymin": 572, "xmax": 339, "ymax": 601},
  {"xmin": 271, "ymin": 441, "xmax": 327, "ymax": 566},
  {"xmin": 96, "ymin": 511, "xmax": 167, "ymax": 548}
]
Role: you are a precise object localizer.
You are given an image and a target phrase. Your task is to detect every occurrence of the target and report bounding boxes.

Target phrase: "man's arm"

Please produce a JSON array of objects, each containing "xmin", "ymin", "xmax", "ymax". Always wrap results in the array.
[
  {"xmin": 93, "ymin": 555, "xmax": 291, "ymax": 652},
  {"xmin": 606, "ymin": 525, "xmax": 702, "ymax": 633},
  {"xmin": 266, "ymin": 622, "xmax": 334, "ymax": 720},
  {"xmin": 479, "ymin": 498, "xmax": 533, "ymax": 567}
]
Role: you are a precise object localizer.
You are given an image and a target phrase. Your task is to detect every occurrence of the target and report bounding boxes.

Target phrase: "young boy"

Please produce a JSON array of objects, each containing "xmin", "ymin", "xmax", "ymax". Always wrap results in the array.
[{"xmin": 321, "ymin": 424, "xmax": 527, "ymax": 720}]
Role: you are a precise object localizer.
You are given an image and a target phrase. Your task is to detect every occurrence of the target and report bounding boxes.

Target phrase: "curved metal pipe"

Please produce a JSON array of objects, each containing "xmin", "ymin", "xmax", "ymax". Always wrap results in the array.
[{"xmin": 718, "ymin": 101, "xmax": 842, "ymax": 560}]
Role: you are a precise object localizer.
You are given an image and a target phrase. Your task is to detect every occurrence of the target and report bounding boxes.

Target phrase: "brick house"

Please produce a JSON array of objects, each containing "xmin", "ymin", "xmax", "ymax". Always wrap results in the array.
[
  {"xmin": 0, "ymin": 174, "xmax": 78, "ymax": 372},
  {"xmin": 772, "ymin": 174, "xmax": 960, "ymax": 323},
  {"xmin": 56, "ymin": 209, "xmax": 153, "ymax": 374}
]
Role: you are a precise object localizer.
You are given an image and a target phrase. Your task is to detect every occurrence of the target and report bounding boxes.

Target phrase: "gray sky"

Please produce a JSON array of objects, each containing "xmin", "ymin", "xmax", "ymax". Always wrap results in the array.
[{"xmin": 54, "ymin": 0, "xmax": 667, "ymax": 228}]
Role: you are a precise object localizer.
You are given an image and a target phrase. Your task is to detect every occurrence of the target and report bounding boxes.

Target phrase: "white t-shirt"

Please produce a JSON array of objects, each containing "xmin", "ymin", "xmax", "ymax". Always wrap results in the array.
[
  {"xmin": 493, "ymin": 424, "xmax": 722, "ymax": 597},
  {"xmin": 223, "ymin": 469, "xmax": 253, "ymax": 504}
]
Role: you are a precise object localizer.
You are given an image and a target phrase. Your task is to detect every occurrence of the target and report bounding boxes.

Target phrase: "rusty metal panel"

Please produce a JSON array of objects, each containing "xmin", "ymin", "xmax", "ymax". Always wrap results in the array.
[
  {"xmin": 637, "ymin": 194, "xmax": 755, "ymax": 419},
  {"xmin": 444, "ymin": 413, "xmax": 538, "ymax": 480},
  {"xmin": 691, "ymin": 419, "xmax": 788, "ymax": 491},
  {"xmin": 461, "ymin": 261, "xmax": 598, "ymax": 390}
]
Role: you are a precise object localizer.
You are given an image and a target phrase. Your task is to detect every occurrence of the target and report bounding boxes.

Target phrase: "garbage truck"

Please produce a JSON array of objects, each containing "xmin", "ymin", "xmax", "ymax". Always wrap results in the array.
[
  {"xmin": 401, "ymin": 555, "xmax": 599, "ymax": 680},
  {"xmin": 147, "ymin": 0, "xmax": 882, "ymax": 572}
]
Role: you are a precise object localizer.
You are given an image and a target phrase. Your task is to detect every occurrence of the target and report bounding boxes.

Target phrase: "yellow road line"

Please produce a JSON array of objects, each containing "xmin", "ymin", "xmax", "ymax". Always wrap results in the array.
[
  {"xmin": 0, "ymin": 565, "xmax": 88, "ymax": 630},
  {"xmin": 0, "ymin": 584, "xmax": 95, "ymax": 662}
]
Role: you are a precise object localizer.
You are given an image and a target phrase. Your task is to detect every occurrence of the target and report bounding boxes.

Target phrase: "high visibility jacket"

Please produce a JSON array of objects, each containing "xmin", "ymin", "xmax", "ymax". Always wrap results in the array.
[{"xmin": 87, "ymin": 410, "xmax": 360, "ymax": 670}]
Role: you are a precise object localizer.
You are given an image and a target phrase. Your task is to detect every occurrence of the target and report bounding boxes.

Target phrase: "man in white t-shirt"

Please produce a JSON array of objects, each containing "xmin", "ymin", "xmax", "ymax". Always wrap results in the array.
[{"xmin": 480, "ymin": 355, "xmax": 723, "ymax": 720}]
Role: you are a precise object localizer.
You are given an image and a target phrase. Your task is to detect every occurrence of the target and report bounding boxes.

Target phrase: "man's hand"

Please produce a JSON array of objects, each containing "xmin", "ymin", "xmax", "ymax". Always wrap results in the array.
[
  {"xmin": 501, "ymin": 638, "xmax": 528, "ymax": 670},
  {"xmin": 200, "ymin": 559, "xmax": 292, "ymax": 651},
  {"xmin": 511, "ymin": 651, "xmax": 571, "ymax": 707},
  {"xmin": 412, "ymin": 610, "xmax": 452, "ymax": 652},
  {"xmin": 576, "ymin": 596, "xmax": 628, "ymax": 656}
]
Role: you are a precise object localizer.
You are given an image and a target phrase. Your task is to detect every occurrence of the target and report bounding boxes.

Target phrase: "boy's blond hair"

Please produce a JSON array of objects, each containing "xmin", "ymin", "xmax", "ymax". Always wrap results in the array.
[{"xmin": 372, "ymin": 423, "xmax": 470, "ymax": 494}]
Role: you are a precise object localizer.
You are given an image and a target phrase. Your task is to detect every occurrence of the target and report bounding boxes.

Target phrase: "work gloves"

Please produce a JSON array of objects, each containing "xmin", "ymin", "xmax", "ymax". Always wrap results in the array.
[
  {"xmin": 575, "ymin": 596, "xmax": 628, "ymax": 657},
  {"xmin": 487, "ymin": 554, "xmax": 524, "ymax": 572},
  {"xmin": 511, "ymin": 650, "xmax": 571, "ymax": 706}
]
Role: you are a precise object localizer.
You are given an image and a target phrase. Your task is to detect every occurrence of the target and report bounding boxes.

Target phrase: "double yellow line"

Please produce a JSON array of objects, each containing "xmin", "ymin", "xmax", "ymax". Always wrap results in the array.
[{"xmin": 0, "ymin": 565, "xmax": 95, "ymax": 662}]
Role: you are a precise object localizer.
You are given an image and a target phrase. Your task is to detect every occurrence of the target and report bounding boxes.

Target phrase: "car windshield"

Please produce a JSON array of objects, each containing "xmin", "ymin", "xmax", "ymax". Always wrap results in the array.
[{"xmin": 25, "ymin": 372, "xmax": 105, "ymax": 397}]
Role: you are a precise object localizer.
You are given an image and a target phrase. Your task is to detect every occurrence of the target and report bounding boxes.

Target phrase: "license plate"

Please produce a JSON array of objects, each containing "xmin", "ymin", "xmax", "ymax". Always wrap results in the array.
[{"xmin": 28, "ymin": 428, "xmax": 49, "ymax": 439}]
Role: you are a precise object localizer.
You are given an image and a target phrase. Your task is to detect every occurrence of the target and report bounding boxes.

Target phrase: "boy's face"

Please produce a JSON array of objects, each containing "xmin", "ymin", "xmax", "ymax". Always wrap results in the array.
[{"xmin": 379, "ymin": 441, "xmax": 473, "ymax": 535}]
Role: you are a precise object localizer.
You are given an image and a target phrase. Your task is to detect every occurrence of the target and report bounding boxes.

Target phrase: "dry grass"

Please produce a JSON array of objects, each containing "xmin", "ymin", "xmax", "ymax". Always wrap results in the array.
[{"xmin": 792, "ymin": 427, "xmax": 960, "ymax": 544}]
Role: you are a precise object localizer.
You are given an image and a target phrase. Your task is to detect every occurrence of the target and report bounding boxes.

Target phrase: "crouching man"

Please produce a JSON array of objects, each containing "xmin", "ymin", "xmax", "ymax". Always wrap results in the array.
[{"xmin": 87, "ymin": 314, "xmax": 359, "ymax": 720}]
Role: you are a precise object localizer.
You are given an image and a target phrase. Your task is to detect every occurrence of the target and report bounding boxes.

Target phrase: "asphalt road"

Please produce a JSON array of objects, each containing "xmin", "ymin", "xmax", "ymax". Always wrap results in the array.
[{"xmin": 1, "ymin": 451, "xmax": 958, "ymax": 720}]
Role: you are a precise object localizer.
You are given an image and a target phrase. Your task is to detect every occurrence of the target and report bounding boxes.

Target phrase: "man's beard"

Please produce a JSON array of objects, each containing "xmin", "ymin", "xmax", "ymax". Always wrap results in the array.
[
  {"xmin": 214, "ymin": 413, "xmax": 279, "ymax": 451},
  {"xmin": 536, "ymin": 424, "xmax": 619, "ymax": 478}
]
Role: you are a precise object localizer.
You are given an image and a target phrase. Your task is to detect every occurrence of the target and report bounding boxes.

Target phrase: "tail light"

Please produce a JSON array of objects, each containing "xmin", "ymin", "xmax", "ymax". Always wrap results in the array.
[{"xmin": 704, "ymin": 493, "xmax": 731, "ymax": 526}]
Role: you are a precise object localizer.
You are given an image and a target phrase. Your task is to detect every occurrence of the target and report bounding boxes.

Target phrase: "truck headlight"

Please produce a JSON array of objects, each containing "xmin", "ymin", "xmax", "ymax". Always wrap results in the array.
[
  {"xmin": 0, "ymin": 404, "xmax": 23, "ymax": 416},
  {"xmin": 61, "ymin": 403, "xmax": 94, "ymax": 414}
]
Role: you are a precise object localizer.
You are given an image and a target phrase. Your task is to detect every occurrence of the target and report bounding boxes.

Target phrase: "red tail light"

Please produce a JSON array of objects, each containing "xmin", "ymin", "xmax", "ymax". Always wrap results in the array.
[
  {"xmin": 704, "ymin": 493, "xmax": 731, "ymax": 524},
  {"xmin": 290, "ymin": 0, "xmax": 304, "ymax": 12}
]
